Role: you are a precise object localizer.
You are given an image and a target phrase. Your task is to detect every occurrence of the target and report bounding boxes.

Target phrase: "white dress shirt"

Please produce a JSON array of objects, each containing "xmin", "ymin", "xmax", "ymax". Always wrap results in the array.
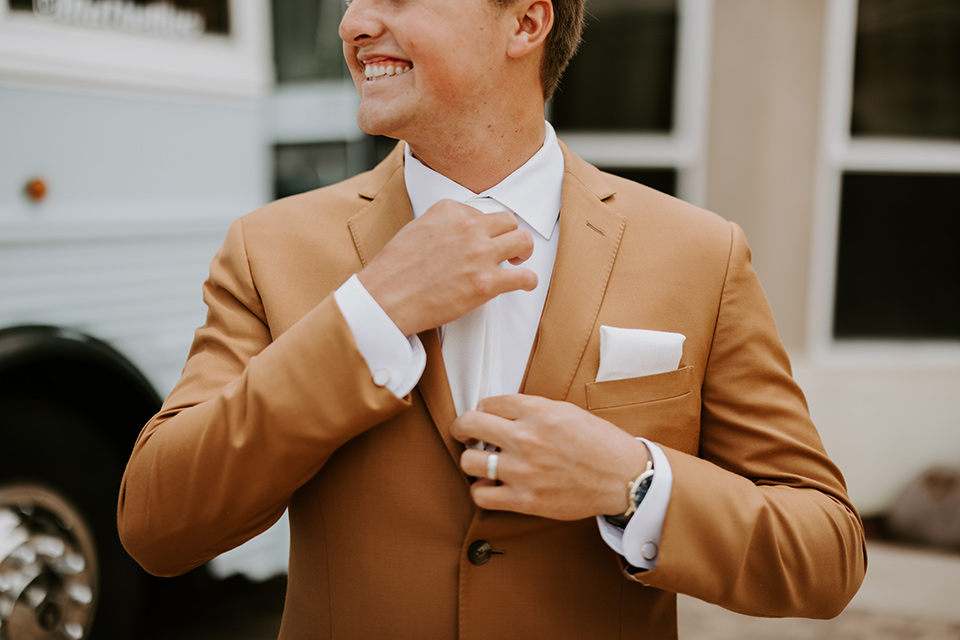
[{"xmin": 333, "ymin": 122, "xmax": 671, "ymax": 569}]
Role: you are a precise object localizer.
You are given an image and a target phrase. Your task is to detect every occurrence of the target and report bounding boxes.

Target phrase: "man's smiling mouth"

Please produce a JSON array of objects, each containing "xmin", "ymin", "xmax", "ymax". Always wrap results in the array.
[{"xmin": 364, "ymin": 62, "xmax": 413, "ymax": 80}]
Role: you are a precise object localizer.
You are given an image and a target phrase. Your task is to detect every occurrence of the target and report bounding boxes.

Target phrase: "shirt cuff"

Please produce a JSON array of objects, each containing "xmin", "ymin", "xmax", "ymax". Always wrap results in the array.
[
  {"xmin": 596, "ymin": 438, "xmax": 673, "ymax": 570},
  {"xmin": 333, "ymin": 274, "xmax": 426, "ymax": 398}
]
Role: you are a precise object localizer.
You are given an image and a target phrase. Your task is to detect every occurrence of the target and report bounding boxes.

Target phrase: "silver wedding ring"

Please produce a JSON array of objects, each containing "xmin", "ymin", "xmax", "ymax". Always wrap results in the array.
[{"xmin": 486, "ymin": 452, "xmax": 499, "ymax": 481}]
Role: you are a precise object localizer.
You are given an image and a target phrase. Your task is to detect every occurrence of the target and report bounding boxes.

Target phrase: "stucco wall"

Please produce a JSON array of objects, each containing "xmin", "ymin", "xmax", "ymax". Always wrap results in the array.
[{"xmin": 705, "ymin": 0, "xmax": 826, "ymax": 353}]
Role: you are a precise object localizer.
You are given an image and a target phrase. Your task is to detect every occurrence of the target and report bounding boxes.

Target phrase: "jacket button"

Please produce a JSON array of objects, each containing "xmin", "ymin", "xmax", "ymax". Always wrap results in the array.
[{"xmin": 467, "ymin": 540, "xmax": 493, "ymax": 565}]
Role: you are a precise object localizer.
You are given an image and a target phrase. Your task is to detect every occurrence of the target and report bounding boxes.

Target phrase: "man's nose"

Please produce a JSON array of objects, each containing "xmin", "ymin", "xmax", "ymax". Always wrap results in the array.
[{"xmin": 339, "ymin": 0, "xmax": 383, "ymax": 44}]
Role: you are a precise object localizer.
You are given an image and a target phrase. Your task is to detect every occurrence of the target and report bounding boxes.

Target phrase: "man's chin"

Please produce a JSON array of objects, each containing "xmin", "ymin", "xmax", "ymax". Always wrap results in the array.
[{"xmin": 356, "ymin": 109, "xmax": 408, "ymax": 140}]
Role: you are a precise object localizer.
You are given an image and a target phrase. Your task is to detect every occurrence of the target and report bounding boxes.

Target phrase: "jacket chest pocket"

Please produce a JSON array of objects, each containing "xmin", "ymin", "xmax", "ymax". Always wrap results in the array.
[{"xmin": 584, "ymin": 365, "xmax": 700, "ymax": 454}]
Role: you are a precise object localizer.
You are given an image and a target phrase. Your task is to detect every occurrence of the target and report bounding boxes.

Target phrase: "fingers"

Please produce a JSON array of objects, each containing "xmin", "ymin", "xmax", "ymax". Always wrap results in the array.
[
  {"xmin": 459, "ymin": 207, "xmax": 528, "ymax": 251},
  {"xmin": 460, "ymin": 447, "xmax": 499, "ymax": 480},
  {"xmin": 476, "ymin": 394, "xmax": 534, "ymax": 420},
  {"xmin": 477, "ymin": 209, "xmax": 522, "ymax": 237},
  {"xmin": 450, "ymin": 410, "xmax": 511, "ymax": 449},
  {"xmin": 432, "ymin": 201, "xmax": 518, "ymax": 237},
  {"xmin": 450, "ymin": 395, "xmax": 538, "ymax": 449},
  {"xmin": 361, "ymin": 199, "xmax": 538, "ymax": 335},
  {"xmin": 494, "ymin": 267, "xmax": 538, "ymax": 294},
  {"xmin": 458, "ymin": 450, "xmax": 527, "ymax": 513},
  {"xmin": 434, "ymin": 202, "xmax": 537, "ymax": 290},
  {"xmin": 461, "ymin": 463, "xmax": 535, "ymax": 516},
  {"xmin": 470, "ymin": 482, "xmax": 525, "ymax": 513},
  {"xmin": 495, "ymin": 229, "xmax": 535, "ymax": 265},
  {"xmin": 467, "ymin": 262, "xmax": 537, "ymax": 302}
]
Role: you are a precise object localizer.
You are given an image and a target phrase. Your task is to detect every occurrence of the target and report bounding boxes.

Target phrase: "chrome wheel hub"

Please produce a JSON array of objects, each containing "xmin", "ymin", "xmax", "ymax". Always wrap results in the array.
[{"xmin": 0, "ymin": 485, "xmax": 98, "ymax": 640}]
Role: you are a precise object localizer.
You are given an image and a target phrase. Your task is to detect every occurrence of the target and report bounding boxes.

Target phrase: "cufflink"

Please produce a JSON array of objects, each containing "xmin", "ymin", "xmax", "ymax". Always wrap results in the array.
[
  {"xmin": 641, "ymin": 541, "xmax": 658, "ymax": 561},
  {"xmin": 372, "ymin": 368, "xmax": 392, "ymax": 387}
]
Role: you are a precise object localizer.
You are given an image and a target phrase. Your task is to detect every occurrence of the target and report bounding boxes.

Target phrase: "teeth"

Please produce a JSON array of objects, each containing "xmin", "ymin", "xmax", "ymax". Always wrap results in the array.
[{"xmin": 363, "ymin": 63, "xmax": 411, "ymax": 80}]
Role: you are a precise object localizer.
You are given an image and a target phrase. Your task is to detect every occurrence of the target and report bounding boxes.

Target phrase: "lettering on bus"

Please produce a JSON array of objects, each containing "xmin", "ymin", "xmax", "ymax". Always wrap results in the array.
[{"xmin": 8, "ymin": 0, "xmax": 230, "ymax": 37}]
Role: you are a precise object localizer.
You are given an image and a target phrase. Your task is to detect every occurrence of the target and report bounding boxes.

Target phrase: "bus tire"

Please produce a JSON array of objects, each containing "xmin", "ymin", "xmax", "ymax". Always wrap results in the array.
[{"xmin": 0, "ymin": 397, "xmax": 145, "ymax": 640}]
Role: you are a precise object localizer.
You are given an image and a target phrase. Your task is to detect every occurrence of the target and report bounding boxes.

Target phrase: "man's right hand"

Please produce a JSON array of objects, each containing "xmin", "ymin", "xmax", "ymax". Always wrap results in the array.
[{"xmin": 357, "ymin": 199, "xmax": 537, "ymax": 336}]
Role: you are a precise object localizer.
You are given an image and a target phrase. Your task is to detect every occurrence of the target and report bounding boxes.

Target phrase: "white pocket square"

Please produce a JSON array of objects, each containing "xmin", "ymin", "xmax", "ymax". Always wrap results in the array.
[{"xmin": 596, "ymin": 325, "xmax": 685, "ymax": 382}]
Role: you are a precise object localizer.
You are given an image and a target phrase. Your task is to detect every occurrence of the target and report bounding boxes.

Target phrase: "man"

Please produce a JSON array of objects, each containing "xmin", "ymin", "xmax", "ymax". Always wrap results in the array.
[{"xmin": 118, "ymin": 0, "xmax": 866, "ymax": 638}]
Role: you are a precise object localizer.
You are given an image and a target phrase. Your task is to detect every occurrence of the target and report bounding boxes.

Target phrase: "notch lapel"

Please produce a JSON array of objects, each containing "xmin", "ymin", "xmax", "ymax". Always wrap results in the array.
[
  {"xmin": 416, "ymin": 329, "xmax": 463, "ymax": 461},
  {"xmin": 347, "ymin": 156, "xmax": 411, "ymax": 268},
  {"xmin": 522, "ymin": 146, "xmax": 625, "ymax": 401},
  {"xmin": 347, "ymin": 149, "xmax": 463, "ymax": 462}
]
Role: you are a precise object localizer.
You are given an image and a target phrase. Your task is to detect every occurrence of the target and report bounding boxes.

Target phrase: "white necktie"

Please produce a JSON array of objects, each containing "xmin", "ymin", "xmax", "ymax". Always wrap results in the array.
[{"xmin": 442, "ymin": 196, "xmax": 508, "ymax": 422}]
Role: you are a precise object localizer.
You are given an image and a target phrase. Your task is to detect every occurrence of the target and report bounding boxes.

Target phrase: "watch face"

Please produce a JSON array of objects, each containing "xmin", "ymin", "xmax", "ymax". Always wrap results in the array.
[{"xmin": 631, "ymin": 475, "xmax": 653, "ymax": 506}]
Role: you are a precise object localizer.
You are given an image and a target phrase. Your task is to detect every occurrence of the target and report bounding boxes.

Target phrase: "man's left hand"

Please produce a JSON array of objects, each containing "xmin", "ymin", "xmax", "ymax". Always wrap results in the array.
[{"xmin": 450, "ymin": 395, "xmax": 649, "ymax": 521}]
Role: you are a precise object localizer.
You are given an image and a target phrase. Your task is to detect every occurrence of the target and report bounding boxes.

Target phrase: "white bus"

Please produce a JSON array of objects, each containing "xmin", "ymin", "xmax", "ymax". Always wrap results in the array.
[
  {"xmin": 0, "ymin": 2, "xmax": 292, "ymax": 637},
  {"xmin": 0, "ymin": 0, "xmax": 405, "ymax": 634}
]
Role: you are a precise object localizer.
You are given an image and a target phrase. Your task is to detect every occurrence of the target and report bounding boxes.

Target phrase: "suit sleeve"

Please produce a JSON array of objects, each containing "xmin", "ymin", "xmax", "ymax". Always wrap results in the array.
[
  {"xmin": 118, "ymin": 217, "xmax": 410, "ymax": 577},
  {"xmin": 633, "ymin": 222, "xmax": 867, "ymax": 619}
]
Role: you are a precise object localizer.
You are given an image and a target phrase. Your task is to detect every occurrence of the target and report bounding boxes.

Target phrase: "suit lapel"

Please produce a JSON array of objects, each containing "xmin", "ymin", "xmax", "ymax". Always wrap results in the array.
[
  {"xmin": 416, "ymin": 329, "xmax": 463, "ymax": 461},
  {"xmin": 522, "ymin": 145, "xmax": 625, "ymax": 401},
  {"xmin": 348, "ymin": 148, "xmax": 410, "ymax": 268},
  {"xmin": 347, "ymin": 145, "xmax": 463, "ymax": 462}
]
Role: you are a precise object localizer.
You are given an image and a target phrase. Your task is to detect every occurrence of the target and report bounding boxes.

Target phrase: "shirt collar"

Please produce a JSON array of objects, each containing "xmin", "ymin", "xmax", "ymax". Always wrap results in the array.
[{"xmin": 403, "ymin": 121, "xmax": 564, "ymax": 240}]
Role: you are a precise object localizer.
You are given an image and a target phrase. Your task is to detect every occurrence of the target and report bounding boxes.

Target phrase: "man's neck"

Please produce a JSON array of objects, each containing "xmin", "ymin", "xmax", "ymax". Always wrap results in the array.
[{"xmin": 406, "ymin": 116, "xmax": 547, "ymax": 194}]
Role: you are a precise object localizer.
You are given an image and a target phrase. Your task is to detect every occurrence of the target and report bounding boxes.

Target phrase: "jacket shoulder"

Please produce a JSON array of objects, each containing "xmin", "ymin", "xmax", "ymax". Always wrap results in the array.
[
  {"xmin": 240, "ymin": 172, "xmax": 373, "ymax": 235},
  {"xmin": 559, "ymin": 142, "xmax": 733, "ymax": 243},
  {"xmin": 238, "ymin": 141, "xmax": 406, "ymax": 239},
  {"xmin": 600, "ymin": 171, "xmax": 732, "ymax": 240}
]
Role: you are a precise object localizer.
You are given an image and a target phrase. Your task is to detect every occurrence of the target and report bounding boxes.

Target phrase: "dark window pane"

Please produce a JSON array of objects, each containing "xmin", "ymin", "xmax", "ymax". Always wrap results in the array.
[
  {"xmin": 274, "ymin": 138, "xmax": 389, "ymax": 199},
  {"xmin": 272, "ymin": 0, "xmax": 345, "ymax": 83},
  {"xmin": 9, "ymin": 0, "xmax": 230, "ymax": 36},
  {"xmin": 852, "ymin": 0, "xmax": 960, "ymax": 138},
  {"xmin": 602, "ymin": 167, "xmax": 677, "ymax": 197},
  {"xmin": 551, "ymin": 0, "xmax": 676, "ymax": 132},
  {"xmin": 274, "ymin": 142, "xmax": 350, "ymax": 199},
  {"xmin": 834, "ymin": 172, "xmax": 960, "ymax": 339},
  {"xmin": 373, "ymin": 136, "xmax": 401, "ymax": 165}
]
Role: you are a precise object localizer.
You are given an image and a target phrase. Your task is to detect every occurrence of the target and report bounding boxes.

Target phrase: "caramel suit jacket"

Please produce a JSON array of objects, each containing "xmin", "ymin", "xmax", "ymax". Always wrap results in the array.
[{"xmin": 118, "ymin": 143, "xmax": 866, "ymax": 639}]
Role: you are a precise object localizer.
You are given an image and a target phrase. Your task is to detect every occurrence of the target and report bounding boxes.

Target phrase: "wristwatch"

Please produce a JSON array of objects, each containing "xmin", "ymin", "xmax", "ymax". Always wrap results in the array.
[{"xmin": 603, "ymin": 460, "xmax": 654, "ymax": 528}]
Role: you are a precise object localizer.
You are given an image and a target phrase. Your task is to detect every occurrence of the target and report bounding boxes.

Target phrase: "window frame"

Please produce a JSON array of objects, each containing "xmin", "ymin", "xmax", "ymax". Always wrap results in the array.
[
  {"xmin": 555, "ymin": 0, "xmax": 714, "ymax": 205},
  {"xmin": 808, "ymin": 0, "xmax": 960, "ymax": 365}
]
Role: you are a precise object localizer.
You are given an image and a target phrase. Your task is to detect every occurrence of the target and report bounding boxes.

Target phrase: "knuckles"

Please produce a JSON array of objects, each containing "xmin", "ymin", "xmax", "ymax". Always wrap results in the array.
[
  {"xmin": 511, "ymin": 427, "xmax": 541, "ymax": 451},
  {"xmin": 448, "ymin": 213, "xmax": 480, "ymax": 237},
  {"xmin": 490, "ymin": 210, "xmax": 519, "ymax": 231},
  {"xmin": 470, "ymin": 271, "xmax": 497, "ymax": 299}
]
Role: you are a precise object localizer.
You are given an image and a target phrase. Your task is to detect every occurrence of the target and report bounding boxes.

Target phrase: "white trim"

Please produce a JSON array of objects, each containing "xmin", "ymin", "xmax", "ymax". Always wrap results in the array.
[
  {"xmin": 555, "ymin": 0, "xmax": 713, "ymax": 206},
  {"xmin": 807, "ymin": 0, "xmax": 853, "ymax": 361},
  {"xmin": 0, "ymin": 0, "xmax": 272, "ymax": 99},
  {"xmin": 810, "ymin": 0, "xmax": 960, "ymax": 367},
  {"xmin": 558, "ymin": 133, "xmax": 692, "ymax": 168},
  {"xmin": 841, "ymin": 138, "xmax": 960, "ymax": 174},
  {"xmin": 673, "ymin": 0, "xmax": 713, "ymax": 206},
  {"xmin": 809, "ymin": 0, "xmax": 858, "ymax": 362}
]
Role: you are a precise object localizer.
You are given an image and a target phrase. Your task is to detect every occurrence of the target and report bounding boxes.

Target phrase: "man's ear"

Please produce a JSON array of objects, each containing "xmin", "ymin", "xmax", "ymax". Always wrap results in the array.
[{"xmin": 506, "ymin": 0, "xmax": 553, "ymax": 59}]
